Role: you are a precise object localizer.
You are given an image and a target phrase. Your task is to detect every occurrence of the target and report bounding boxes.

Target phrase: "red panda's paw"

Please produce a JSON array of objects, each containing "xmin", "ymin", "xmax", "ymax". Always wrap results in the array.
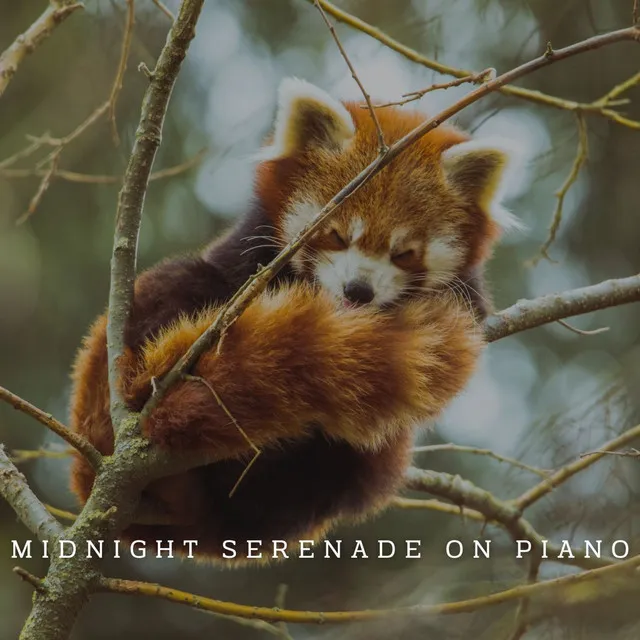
[{"xmin": 392, "ymin": 295, "xmax": 484, "ymax": 424}]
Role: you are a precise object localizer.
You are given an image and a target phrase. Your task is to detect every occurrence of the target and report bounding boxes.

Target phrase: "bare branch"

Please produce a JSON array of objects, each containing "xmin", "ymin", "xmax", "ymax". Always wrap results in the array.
[
  {"xmin": 309, "ymin": 0, "xmax": 640, "ymax": 128},
  {"xmin": 108, "ymin": 0, "xmax": 136, "ymax": 146},
  {"xmin": 98, "ymin": 555, "xmax": 640, "ymax": 622},
  {"xmin": 413, "ymin": 443, "xmax": 550, "ymax": 477},
  {"xmin": 0, "ymin": 385, "xmax": 102, "ymax": 470},
  {"xmin": 313, "ymin": 0, "xmax": 387, "ymax": 152},
  {"xmin": 16, "ymin": 148, "xmax": 62, "ymax": 225},
  {"xmin": 10, "ymin": 448, "xmax": 73, "ymax": 465},
  {"xmin": 580, "ymin": 448, "xmax": 640, "ymax": 458},
  {"xmin": 515, "ymin": 423, "xmax": 640, "ymax": 510},
  {"xmin": 485, "ymin": 274, "xmax": 640, "ymax": 342},
  {"xmin": 44, "ymin": 504, "xmax": 78, "ymax": 522},
  {"xmin": 0, "ymin": 2, "xmax": 83, "ymax": 99},
  {"xmin": 0, "ymin": 446, "xmax": 63, "ymax": 542},
  {"xmin": 14, "ymin": 567, "xmax": 46, "ymax": 593},
  {"xmin": 404, "ymin": 467, "xmax": 613, "ymax": 571},
  {"xmin": 391, "ymin": 496, "xmax": 488, "ymax": 521},
  {"xmin": 508, "ymin": 555, "xmax": 542, "ymax": 640},
  {"xmin": 152, "ymin": 0, "xmax": 175, "ymax": 21},
  {"xmin": 0, "ymin": 137, "xmax": 48, "ymax": 170},
  {"xmin": 107, "ymin": 0, "xmax": 205, "ymax": 433},
  {"xmin": 0, "ymin": 148, "xmax": 206, "ymax": 184},
  {"xmin": 373, "ymin": 68, "xmax": 495, "ymax": 109},
  {"xmin": 556, "ymin": 318, "xmax": 610, "ymax": 336},
  {"xmin": 532, "ymin": 113, "xmax": 589, "ymax": 264}
]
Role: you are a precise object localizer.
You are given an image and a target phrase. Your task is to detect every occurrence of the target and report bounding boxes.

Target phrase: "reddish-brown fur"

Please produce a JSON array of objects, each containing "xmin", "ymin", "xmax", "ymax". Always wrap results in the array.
[
  {"xmin": 70, "ymin": 96, "xmax": 495, "ymax": 563},
  {"xmin": 257, "ymin": 103, "xmax": 500, "ymax": 276}
]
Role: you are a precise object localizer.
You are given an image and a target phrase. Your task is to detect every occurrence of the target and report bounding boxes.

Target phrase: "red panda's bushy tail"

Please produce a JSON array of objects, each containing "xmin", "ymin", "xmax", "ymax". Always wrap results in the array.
[{"xmin": 122, "ymin": 283, "xmax": 483, "ymax": 456}]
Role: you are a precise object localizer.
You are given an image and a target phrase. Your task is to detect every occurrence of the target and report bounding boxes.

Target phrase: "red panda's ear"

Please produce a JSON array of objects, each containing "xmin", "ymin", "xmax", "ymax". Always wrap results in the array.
[
  {"xmin": 442, "ymin": 139, "xmax": 525, "ymax": 232},
  {"xmin": 260, "ymin": 78, "xmax": 355, "ymax": 160}
]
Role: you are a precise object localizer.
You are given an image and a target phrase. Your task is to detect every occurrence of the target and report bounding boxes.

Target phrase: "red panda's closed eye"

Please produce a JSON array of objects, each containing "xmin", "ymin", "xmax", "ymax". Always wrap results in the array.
[{"xmin": 329, "ymin": 228, "xmax": 348, "ymax": 249}]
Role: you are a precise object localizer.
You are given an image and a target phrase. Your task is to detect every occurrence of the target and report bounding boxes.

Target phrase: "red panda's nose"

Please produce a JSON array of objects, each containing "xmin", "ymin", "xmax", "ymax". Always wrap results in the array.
[{"xmin": 343, "ymin": 280, "xmax": 375, "ymax": 305}]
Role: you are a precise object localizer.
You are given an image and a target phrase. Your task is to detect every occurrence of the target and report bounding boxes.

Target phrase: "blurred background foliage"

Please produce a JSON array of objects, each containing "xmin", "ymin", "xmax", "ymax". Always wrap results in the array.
[{"xmin": 0, "ymin": 0, "xmax": 639, "ymax": 638}]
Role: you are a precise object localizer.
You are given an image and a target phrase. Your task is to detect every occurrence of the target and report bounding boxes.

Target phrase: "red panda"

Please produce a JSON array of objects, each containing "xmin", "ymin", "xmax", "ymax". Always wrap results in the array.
[{"xmin": 69, "ymin": 78, "xmax": 520, "ymax": 562}]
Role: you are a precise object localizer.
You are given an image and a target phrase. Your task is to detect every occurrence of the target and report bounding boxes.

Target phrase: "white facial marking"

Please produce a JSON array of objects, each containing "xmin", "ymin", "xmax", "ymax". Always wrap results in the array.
[
  {"xmin": 389, "ymin": 227, "xmax": 410, "ymax": 250},
  {"xmin": 282, "ymin": 199, "xmax": 320, "ymax": 243},
  {"xmin": 315, "ymin": 247, "xmax": 405, "ymax": 306},
  {"xmin": 350, "ymin": 217, "xmax": 365, "ymax": 242},
  {"xmin": 425, "ymin": 237, "xmax": 464, "ymax": 285},
  {"xmin": 282, "ymin": 198, "xmax": 321, "ymax": 272}
]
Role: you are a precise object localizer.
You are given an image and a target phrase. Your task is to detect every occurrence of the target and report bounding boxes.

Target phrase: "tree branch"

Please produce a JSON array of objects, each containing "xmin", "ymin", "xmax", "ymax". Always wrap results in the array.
[
  {"xmin": 98, "ymin": 554, "xmax": 640, "ymax": 623},
  {"xmin": 0, "ymin": 385, "xmax": 102, "ymax": 470},
  {"xmin": 0, "ymin": 446, "xmax": 63, "ymax": 542},
  {"xmin": 107, "ymin": 0, "xmax": 135, "ymax": 147},
  {"xmin": 532, "ymin": 113, "xmax": 589, "ymax": 265},
  {"xmin": 0, "ymin": 148, "xmax": 206, "ymax": 185},
  {"xmin": 0, "ymin": 1, "xmax": 83, "ymax": 99},
  {"xmin": 515, "ymin": 422, "xmax": 640, "ymax": 510},
  {"xmin": 485, "ymin": 274, "xmax": 640, "ymax": 342},
  {"xmin": 403, "ymin": 467, "xmax": 613, "ymax": 571},
  {"xmin": 412, "ymin": 443, "xmax": 549, "ymax": 477},
  {"xmin": 107, "ymin": 0, "xmax": 205, "ymax": 433}
]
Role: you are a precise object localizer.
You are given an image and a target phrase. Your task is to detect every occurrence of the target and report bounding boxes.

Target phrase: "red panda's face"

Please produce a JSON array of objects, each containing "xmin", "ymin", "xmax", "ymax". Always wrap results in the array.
[
  {"xmin": 282, "ymin": 188, "xmax": 472, "ymax": 308},
  {"xmin": 256, "ymin": 79, "xmax": 523, "ymax": 308}
]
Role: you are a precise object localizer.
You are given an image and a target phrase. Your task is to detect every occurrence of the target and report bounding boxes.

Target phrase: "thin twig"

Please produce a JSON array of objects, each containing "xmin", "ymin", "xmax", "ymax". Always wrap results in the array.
[
  {"xmin": 0, "ymin": 148, "xmax": 207, "ymax": 184},
  {"xmin": 595, "ymin": 70, "xmax": 640, "ymax": 105},
  {"xmin": 152, "ymin": 0, "xmax": 175, "ymax": 21},
  {"xmin": 184, "ymin": 375, "xmax": 261, "ymax": 497},
  {"xmin": 0, "ymin": 385, "xmax": 102, "ymax": 470},
  {"xmin": 0, "ymin": 2, "xmax": 84, "ymax": 99},
  {"xmin": 0, "ymin": 137, "xmax": 48, "ymax": 170},
  {"xmin": 13, "ymin": 567, "xmax": 46, "ymax": 593},
  {"xmin": 532, "ymin": 113, "xmax": 589, "ymax": 264},
  {"xmin": 556, "ymin": 318, "xmax": 609, "ymax": 336},
  {"xmin": 412, "ymin": 443, "xmax": 550, "ymax": 477},
  {"xmin": 508, "ymin": 556, "xmax": 542, "ymax": 640},
  {"xmin": 108, "ymin": 0, "xmax": 136, "ymax": 146},
  {"xmin": 10, "ymin": 448, "xmax": 74, "ymax": 465},
  {"xmin": 515, "ymin": 423, "xmax": 640, "ymax": 510},
  {"xmin": 98, "ymin": 555, "xmax": 640, "ymax": 623},
  {"xmin": 16, "ymin": 149, "xmax": 62, "ymax": 225},
  {"xmin": 579, "ymin": 448, "xmax": 640, "ymax": 458},
  {"xmin": 391, "ymin": 496, "xmax": 486, "ymax": 521},
  {"xmin": 373, "ymin": 68, "xmax": 495, "ymax": 109},
  {"xmin": 313, "ymin": 0, "xmax": 387, "ymax": 152},
  {"xmin": 45, "ymin": 504, "xmax": 79, "ymax": 521},
  {"xmin": 274, "ymin": 584, "xmax": 294, "ymax": 640}
]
